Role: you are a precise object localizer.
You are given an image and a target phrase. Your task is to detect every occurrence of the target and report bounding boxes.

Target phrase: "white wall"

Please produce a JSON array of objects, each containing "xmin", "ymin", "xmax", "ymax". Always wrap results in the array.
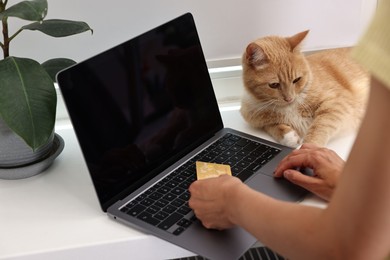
[{"xmin": 7, "ymin": 0, "xmax": 377, "ymax": 67}]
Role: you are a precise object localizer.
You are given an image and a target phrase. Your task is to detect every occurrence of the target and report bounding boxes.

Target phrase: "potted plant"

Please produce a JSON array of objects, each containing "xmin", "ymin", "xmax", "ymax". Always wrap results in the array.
[{"xmin": 0, "ymin": 0, "xmax": 92, "ymax": 179}]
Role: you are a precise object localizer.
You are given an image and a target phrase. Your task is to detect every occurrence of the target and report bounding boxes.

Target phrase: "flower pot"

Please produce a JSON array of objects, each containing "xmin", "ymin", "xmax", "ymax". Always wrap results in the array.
[{"xmin": 0, "ymin": 118, "xmax": 64, "ymax": 180}]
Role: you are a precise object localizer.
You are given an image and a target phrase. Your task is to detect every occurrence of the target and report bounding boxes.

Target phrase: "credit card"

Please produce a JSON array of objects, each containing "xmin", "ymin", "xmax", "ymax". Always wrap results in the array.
[{"xmin": 196, "ymin": 161, "xmax": 232, "ymax": 180}]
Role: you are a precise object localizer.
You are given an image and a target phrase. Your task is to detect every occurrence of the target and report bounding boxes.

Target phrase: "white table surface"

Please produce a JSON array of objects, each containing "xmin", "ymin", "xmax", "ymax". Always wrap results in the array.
[{"xmin": 0, "ymin": 106, "xmax": 357, "ymax": 260}]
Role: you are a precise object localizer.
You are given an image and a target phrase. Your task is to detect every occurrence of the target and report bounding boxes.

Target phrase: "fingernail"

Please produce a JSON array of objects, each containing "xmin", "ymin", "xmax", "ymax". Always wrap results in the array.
[{"xmin": 283, "ymin": 171, "xmax": 291, "ymax": 179}]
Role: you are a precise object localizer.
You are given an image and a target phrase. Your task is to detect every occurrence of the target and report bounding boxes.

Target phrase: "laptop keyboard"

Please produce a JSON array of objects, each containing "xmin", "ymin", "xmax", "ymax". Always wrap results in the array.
[
  {"xmin": 120, "ymin": 133, "xmax": 281, "ymax": 235},
  {"xmin": 168, "ymin": 246, "xmax": 285, "ymax": 260}
]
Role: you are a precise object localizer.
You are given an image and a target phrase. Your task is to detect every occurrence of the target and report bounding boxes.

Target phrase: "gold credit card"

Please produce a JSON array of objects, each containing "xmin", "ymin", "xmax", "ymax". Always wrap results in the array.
[{"xmin": 196, "ymin": 161, "xmax": 232, "ymax": 180}]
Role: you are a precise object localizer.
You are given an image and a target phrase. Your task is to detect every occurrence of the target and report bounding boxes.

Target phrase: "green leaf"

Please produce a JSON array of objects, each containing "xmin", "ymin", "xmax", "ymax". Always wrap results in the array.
[
  {"xmin": 22, "ymin": 19, "xmax": 93, "ymax": 37},
  {"xmin": 0, "ymin": 57, "xmax": 56, "ymax": 150},
  {"xmin": 0, "ymin": 0, "xmax": 47, "ymax": 21},
  {"xmin": 41, "ymin": 58, "xmax": 76, "ymax": 82}
]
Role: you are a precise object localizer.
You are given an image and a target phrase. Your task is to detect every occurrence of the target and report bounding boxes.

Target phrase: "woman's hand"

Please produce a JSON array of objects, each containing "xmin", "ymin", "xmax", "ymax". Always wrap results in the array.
[
  {"xmin": 274, "ymin": 143, "xmax": 345, "ymax": 201},
  {"xmin": 188, "ymin": 174, "xmax": 243, "ymax": 230}
]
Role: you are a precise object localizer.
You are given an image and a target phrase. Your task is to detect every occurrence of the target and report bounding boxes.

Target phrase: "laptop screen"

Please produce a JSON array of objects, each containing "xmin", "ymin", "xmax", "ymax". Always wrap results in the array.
[{"xmin": 57, "ymin": 13, "xmax": 223, "ymax": 211}]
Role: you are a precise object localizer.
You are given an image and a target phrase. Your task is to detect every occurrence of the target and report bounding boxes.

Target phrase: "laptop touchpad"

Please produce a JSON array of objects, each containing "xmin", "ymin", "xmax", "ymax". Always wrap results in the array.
[{"xmin": 246, "ymin": 173, "xmax": 307, "ymax": 202}]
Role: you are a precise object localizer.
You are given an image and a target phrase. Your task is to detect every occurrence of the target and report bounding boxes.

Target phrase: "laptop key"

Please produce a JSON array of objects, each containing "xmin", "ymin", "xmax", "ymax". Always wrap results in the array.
[
  {"xmin": 182, "ymin": 170, "xmax": 193, "ymax": 177},
  {"xmin": 177, "ymin": 204, "xmax": 192, "ymax": 215},
  {"xmin": 243, "ymin": 143, "xmax": 259, "ymax": 152},
  {"xmin": 229, "ymin": 145, "xmax": 242, "ymax": 152},
  {"xmin": 127, "ymin": 204, "xmax": 146, "ymax": 216},
  {"xmin": 155, "ymin": 199, "xmax": 169, "ymax": 208},
  {"xmin": 148, "ymin": 192, "xmax": 163, "ymax": 201},
  {"xmin": 237, "ymin": 169, "xmax": 255, "ymax": 182},
  {"xmin": 162, "ymin": 193, "xmax": 177, "ymax": 201},
  {"xmin": 154, "ymin": 211, "xmax": 169, "ymax": 221},
  {"xmin": 237, "ymin": 160, "xmax": 250, "ymax": 168},
  {"xmin": 158, "ymin": 212, "xmax": 183, "ymax": 230},
  {"xmin": 171, "ymin": 198, "xmax": 186, "ymax": 208},
  {"xmin": 120, "ymin": 200, "xmax": 137, "ymax": 212},
  {"xmin": 179, "ymin": 191, "xmax": 190, "ymax": 201},
  {"xmin": 158, "ymin": 186, "xmax": 170, "ymax": 194},
  {"xmin": 235, "ymin": 138, "xmax": 250, "ymax": 147},
  {"xmin": 137, "ymin": 212, "xmax": 161, "ymax": 226},
  {"xmin": 173, "ymin": 175, "xmax": 186, "ymax": 183},
  {"xmin": 171, "ymin": 187, "xmax": 185, "ymax": 196},
  {"xmin": 172, "ymin": 226, "xmax": 185, "ymax": 236},
  {"xmin": 166, "ymin": 180, "xmax": 180, "ymax": 189},
  {"xmin": 177, "ymin": 218, "xmax": 192, "ymax": 228},
  {"xmin": 140, "ymin": 197, "xmax": 156, "ymax": 206},
  {"xmin": 248, "ymin": 163, "xmax": 262, "ymax": 173},
  {"xmin": 231, "ymin": 166, "xmax": 244, "ymax": 176},
  {"xmin": 229, "ymin": 134, "xmax": 240, "ymax": 141},
  {"xmin": 163, "ymin": 205, "xmax": 178, "ymax": 214},
  {"xmin": 243, "ymin": 155, "xmax": 256, "ymax": 163},
  {"xmin": 145, "ymin": 205, "xmax": 160, "ymax": 215}
]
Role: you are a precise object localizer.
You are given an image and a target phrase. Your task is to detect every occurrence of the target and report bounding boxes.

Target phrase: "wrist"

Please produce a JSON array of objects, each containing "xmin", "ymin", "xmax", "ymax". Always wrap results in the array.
[{"xmin": 226, "ymin": 178, "xmax": 248, "ymax": 226}]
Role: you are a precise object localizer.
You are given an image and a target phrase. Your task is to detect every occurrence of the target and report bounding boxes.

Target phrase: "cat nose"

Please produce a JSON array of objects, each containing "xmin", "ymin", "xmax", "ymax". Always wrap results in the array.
[{"xmin": 284, "ymin": 97, "xmax": 294, "ymax": 103}]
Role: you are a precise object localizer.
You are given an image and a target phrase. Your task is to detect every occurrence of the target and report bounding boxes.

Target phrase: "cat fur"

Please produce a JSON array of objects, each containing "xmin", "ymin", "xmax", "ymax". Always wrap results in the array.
[{"xmin": 240, "ymin": 30, "xmax": 369, "ymax": 147}]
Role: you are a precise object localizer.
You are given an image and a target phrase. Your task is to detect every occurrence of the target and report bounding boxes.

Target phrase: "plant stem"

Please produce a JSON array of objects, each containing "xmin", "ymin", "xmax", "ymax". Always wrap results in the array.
[
  {"xmin": 0, "ymin": 1, "xmax": 8, "ymax": 8},
  {"xmin": 0, "ymin": 1, "xmax": 5, "ymax": 10},
  {"xmin": 0, "ymin": 0, "xmax": 8, "ymax": 58},
  {"xmin": 2, "ymin": 17, "xmax": 9, "ymax": 58}
]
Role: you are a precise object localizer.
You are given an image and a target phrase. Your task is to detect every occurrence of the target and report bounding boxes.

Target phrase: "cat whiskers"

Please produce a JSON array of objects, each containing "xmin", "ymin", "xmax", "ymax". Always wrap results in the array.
[{"xmin": 255, "ymin": 99, "xmax": 278, "ymax": 114}]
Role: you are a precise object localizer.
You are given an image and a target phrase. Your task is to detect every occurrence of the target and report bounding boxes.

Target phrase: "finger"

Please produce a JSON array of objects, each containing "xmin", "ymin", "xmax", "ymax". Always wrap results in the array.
[
  {"xmin": 283, "ymin": 169, "xmax": 324, "ymax": 190},
  {"xmin": 299, "ymin": 143, "xmax": 319, "ymax": 150},
  {"xmin": 188, "ymin": 180, "xmax": 207, "ymax": 199},
  {"xmin": 274, "ymin": 152, "xmax": 310, "ymax": 177},
  {"xmin": 189, "ymin": 178, "xmax": 222, "ymax": 200},
  {"xmin": 275, "ymin": 143, "xmax": 325, "ymax": 176},
  {"xmin": 284, "ymin": 170, "xmax": 335, "ymax": 201},
  {"xmin": 188, "ymin": 197, "xmax": 215, "ymax": 213}
]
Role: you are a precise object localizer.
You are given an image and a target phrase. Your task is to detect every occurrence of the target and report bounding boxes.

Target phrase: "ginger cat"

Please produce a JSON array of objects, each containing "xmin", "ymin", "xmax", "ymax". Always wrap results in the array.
[{"xmin": 240, "ymin": 30, "xmax": 369, "ymax": 147}]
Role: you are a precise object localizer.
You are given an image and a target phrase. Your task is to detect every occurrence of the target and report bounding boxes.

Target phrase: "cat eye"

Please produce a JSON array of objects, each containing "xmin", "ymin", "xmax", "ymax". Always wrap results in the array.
[
  {"xmin": 268, "ymin": 82, "xmax": 280, "ymax": 89},
  {"xmin": 293, "ymin": 77, "xmax": 301, "ymax": 84}
]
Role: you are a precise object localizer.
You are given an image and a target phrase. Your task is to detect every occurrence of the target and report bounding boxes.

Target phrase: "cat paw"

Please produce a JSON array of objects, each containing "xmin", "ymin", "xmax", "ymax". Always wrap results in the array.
[{"xmin": 280, "ymin": 130, "xmax": 301, "ymax": 148}]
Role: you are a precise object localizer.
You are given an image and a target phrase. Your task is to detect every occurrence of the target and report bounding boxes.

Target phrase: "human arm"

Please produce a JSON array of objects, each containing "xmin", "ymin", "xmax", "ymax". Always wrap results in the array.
[
  {"xmin": 273, "ymin": 143, "xmax": 345, "ymax": 201},
  {"xmin": 189, "ymin": 76, "xmax": 390, "ymax": 259},
  {"xmin": 321, "ymin": 77, "xmax": 390, "ymax": 259}
]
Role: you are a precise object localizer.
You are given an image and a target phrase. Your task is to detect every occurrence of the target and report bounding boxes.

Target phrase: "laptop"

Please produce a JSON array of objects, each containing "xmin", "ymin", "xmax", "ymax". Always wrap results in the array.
[{"xmin": 57, "ymin": 13, "xmax": 307, "ymax": 260}]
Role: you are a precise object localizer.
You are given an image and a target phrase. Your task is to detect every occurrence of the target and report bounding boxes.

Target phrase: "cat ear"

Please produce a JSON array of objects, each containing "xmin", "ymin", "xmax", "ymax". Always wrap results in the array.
[
  {"xmin": 245, "ymin": 43, "xmax": 269, "ymax": 68},
  {"xmin": 287, "ymin": 30, "xmax": 309, "ymax": 52}
]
